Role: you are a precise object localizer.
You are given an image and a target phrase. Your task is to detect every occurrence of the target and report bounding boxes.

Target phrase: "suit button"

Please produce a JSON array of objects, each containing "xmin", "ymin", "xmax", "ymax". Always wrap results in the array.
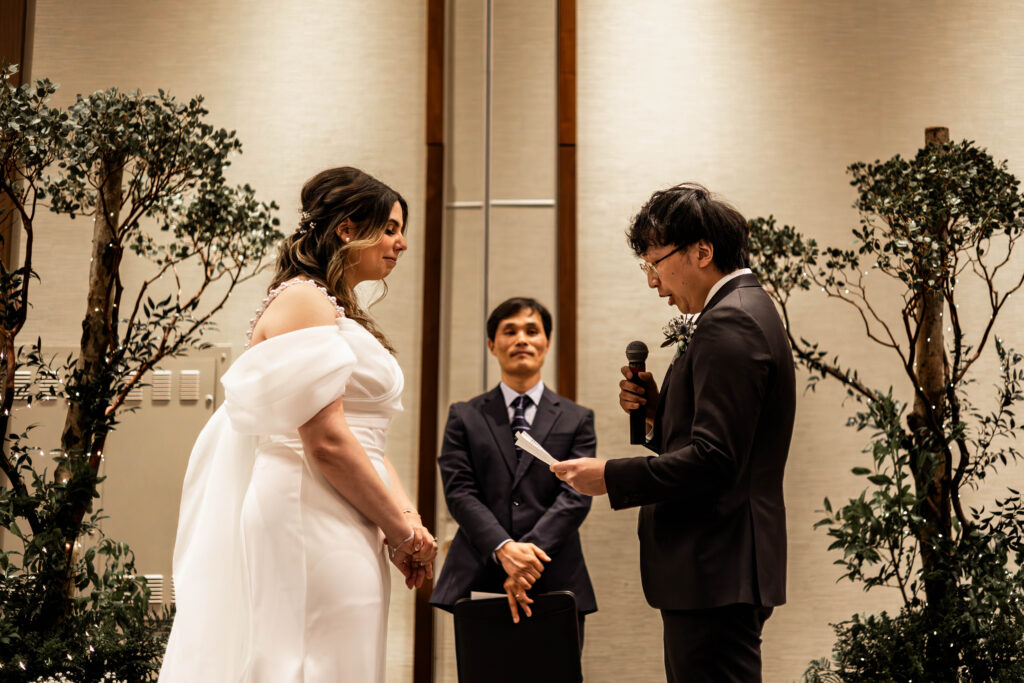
[{"xmin": 512, "ymin": 498, "xmax": 522, "ymax": 507}]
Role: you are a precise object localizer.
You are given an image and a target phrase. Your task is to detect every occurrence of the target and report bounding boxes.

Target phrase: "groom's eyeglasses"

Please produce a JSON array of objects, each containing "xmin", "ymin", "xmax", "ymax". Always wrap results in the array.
[{"xmin": 639, "ymin": 245, "xmax": 685, "ymax": 278}]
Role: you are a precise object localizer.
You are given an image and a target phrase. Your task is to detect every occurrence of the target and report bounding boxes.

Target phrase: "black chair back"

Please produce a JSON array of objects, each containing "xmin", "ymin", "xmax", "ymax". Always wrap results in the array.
[{"xmin": 453, "ymin": 591, "xmax": 582, "ymax": 683}]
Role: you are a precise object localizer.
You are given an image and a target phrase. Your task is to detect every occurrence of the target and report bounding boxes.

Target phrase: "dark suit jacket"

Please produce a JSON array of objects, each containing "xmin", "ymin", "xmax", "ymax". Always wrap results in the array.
[
  {"xmin": 430, "ymin": 385, "xmax": 598, "ymax": 614},
  {"xmin": 605, "ymin": 273, "xmax": 795, "ymax": 611}
]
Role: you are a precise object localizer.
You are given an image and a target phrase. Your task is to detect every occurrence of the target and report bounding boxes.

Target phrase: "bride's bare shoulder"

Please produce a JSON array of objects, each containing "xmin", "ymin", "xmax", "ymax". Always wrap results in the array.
[{"xmin": 251, "ymin": 281, "xmax": 340, "ymax": 343}]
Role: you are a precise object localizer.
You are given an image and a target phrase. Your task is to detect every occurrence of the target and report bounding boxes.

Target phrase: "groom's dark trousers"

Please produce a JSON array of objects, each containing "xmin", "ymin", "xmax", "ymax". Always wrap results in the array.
[{"xmin": 605, "ymin": 274, "xmax": 796, "ymax": 682}]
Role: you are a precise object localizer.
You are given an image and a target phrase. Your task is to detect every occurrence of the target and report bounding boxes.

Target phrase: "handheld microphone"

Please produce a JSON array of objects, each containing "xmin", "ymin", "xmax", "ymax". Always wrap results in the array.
[{"xmin": 626, "ymin": 341, "xmax": 649, "ymax": 444}]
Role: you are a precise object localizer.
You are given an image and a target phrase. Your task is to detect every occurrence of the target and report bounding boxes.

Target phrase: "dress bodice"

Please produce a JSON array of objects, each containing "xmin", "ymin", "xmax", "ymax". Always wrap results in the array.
[
  {"xmin": 223, "ymin": 279, "xmax": 403, "ymax": 436},
  {"xmin": 332, "ymin": 316, "xmax": 404, "ymax": 422}
]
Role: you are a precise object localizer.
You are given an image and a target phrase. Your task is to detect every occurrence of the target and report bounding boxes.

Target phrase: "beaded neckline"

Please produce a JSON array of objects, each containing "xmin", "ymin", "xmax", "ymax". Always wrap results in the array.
[{"xmin": 245, "ymin": 278, "xmax": 346, "ymax": 348}]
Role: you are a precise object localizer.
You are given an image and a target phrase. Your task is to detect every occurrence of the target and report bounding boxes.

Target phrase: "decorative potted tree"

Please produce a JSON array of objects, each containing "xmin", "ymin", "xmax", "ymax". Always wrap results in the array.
[
  {"xmin": 749, "ymin": 127, "xmax": 1024, "ymax": 681},
  {"xmin": 0, "ymin": 63, "xmax": 282, "ymax": 681}
]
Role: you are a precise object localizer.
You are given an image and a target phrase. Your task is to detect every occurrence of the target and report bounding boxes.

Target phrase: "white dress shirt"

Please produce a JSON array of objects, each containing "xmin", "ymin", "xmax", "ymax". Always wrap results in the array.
[
  {"xmin": 499, "ymin": 380, "xmax": 544, "ymax": 424},
  {"xmin": 493, "ymin": 380, "xmax": 545, "ymax": 556}
]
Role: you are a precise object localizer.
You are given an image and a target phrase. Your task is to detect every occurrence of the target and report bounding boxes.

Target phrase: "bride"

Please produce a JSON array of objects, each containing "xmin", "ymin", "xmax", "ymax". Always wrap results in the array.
[{"xmin": 159, "ymin": 167, "xmax": 437, "ymax": 682}]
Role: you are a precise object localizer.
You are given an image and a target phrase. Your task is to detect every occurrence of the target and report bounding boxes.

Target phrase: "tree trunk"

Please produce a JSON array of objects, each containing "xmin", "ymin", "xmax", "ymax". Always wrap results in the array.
[
  {"xmin": 61, "ymin": 155, "xmax": 123, "ymax": 463},
  {"xmin": 58, "ymin": 154, "xmax": 124, "ymax": 599},
  {"xmin": 911, "ymin": 126, "xmax": 956, "ymax": 676},
  {"xmin": 910, "ymin": 284, "xmax": 950, "ymax": 578},
  {"xmin": 909, "ymin": 126, "xmax": 952, "ymax": 570}
]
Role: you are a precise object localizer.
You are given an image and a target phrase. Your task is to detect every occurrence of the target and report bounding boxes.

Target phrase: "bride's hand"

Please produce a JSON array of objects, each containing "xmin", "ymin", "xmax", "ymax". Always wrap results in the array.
[
  {"xmin": 386, "ymin": 538, "xmax": 416, "ymax": 587},
  {"xmin": 387, "ymin": 535, "xmax": 432, "ymax": 589},
  {"xmin": 410, "ymin": 525, "xmax": 438, "ymax": 568},
  {"xmin": 387, "ymin": 513, "xmax": 437, "ymax": 589},
  {"xmin": 402, "ymin": 511, "xmax": 438, "ymax": 574}
]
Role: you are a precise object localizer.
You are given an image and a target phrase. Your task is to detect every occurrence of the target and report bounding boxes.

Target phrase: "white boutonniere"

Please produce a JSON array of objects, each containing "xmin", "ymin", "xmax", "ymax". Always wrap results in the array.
[{"xmin": 661, "ymin": 314, "xmax": 699, "ymax": 358}]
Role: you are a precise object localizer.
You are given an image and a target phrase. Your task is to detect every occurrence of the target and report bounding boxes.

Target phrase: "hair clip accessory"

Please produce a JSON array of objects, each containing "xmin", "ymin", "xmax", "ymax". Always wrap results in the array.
[{"xmin": 296, "ymin": 210, "xmax": 316, "ymax": 236}]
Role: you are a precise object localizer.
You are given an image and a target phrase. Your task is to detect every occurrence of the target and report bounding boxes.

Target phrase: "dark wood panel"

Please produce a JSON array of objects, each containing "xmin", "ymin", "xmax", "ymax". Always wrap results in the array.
[
  {"xmin": 0, "ymin": 0, "xmax": 27, "ymax": 67},
  {"xmin": 557, "ymin": 0, "xmax": 576, "ymax": 146},
  {"xmin": 556, "ymin": 144, "xmax": 576, "ymax": 400},
  {"xmin": 556, "ymin": 0, "xmax": 577, "ymax": 400},
  {"xmin": 0, "ymin": 0, "xmax": 29, "ymax": 268},
  {"xmin": 426, "ymin": 0, "xmax": 445, "ymax": 145},
  {"xmin": 414, "ymin": 1, "xmax": 446, "ymax": 681}
]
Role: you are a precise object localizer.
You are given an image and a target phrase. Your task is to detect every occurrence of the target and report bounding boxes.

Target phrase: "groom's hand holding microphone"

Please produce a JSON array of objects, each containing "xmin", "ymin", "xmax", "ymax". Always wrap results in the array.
[
  {"xmin": 621, "ymin": 340, "xmax": 658, "ymax": 436},
  {"xmin": 552, "ymin": 341, "xmax": 659, "ymax": 495}
]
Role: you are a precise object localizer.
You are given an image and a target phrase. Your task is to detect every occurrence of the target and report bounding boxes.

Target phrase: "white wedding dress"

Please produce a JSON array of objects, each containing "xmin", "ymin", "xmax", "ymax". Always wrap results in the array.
[{"xmin": 159, "ymin": 279, "xmax": 404, "ymax": 682}]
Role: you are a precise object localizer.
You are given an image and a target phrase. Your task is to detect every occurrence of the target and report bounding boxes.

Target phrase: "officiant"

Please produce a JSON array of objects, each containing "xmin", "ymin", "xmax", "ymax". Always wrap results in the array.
[{"xmin": 429, "ymin": 297, "xmax": 598, "ymax": 645}]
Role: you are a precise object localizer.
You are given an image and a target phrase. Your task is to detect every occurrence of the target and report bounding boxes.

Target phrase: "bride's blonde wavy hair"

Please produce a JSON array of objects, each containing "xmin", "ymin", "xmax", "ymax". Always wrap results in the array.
[{"xmin": 269, "ymin": 167, "xmax": 408, "ymax": 354}]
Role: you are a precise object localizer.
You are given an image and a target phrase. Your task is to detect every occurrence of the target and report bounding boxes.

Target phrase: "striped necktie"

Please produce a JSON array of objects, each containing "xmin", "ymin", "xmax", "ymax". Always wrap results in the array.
[{"xmin": 511, "ymin": 394, "xmax": 533, "ymax": 458}]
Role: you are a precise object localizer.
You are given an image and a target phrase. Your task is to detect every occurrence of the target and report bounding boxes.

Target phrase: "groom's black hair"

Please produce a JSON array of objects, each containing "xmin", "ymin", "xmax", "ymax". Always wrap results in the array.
[
  {"xmin": 627, "ymin": 182, "xmax": 749, "ymax": 273},
  {"xmin": 486, "ymin": 297, "xmax": 553, "ymax": 342}
]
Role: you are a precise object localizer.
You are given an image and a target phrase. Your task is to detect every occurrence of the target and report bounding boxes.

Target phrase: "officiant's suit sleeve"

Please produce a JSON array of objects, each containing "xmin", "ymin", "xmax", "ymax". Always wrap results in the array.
[
  {"xmin": 519, "ymin": 407, "xmax": 595, "ymax": 555},
  {"xmin": 438, "ymin": 402, "xmax": 514, "ymax": 560},
  {"xmin": 606, "ymin": 305, "xmax": 772, "ymax": 509}
]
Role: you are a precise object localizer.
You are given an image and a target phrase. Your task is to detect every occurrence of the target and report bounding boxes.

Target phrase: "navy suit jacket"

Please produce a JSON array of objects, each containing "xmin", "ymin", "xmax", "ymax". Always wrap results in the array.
[
  {"xmin": 430, "ymin": 385, "xmax": 598, "ymax": 614},
  {"xmin": 605, "ymin": 274, "xmax": 795, "ymax": 610}
]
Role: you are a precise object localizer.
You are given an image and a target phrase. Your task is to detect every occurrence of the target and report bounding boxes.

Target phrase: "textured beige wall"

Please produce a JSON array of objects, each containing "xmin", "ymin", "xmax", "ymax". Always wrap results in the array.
[
  {"xmin": 577, "ymin": 1, "xmax": 1024, "ymax": 681},
  {"xmin": 26, "ymin": 1, "xmax": 425, "ymax": 680}
]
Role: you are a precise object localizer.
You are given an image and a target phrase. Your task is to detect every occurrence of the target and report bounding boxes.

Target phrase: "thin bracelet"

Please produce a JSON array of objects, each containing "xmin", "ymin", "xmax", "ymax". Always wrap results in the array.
[
  {"xmin": 390, "ymin": 531, "xmax": 415, "ymax": 552},
  {"xmin": 401, "ymin": 508, "xmax": 420, "ymax": 516}
]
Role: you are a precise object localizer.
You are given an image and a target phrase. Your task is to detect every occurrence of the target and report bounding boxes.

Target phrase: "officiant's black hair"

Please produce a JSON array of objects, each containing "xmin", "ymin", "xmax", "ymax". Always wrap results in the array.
[
  {"xmin": 486, "ymin": 297, "xmax": 552, "ymax": 341},
  {"xmin": 626, "ymin": 182, "xmax": 749, "ymax": 273}
]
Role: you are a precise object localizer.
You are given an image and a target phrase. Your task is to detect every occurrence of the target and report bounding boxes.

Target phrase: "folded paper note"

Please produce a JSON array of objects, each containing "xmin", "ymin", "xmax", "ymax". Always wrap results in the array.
[{"xmin": 514, "ymin": 430, "xmax": 558, "ymax": 466}]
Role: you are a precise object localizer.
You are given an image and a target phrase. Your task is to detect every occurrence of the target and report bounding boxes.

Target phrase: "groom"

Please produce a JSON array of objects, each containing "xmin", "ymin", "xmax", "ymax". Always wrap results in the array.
[{"xmin": 552, "ymin": 183, "xmax": 796, "ymax": 681}]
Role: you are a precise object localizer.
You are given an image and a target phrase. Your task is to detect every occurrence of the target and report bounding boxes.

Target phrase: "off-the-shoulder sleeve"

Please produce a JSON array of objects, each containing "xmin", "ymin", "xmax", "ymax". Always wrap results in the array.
[{"xmin": 221, "ymin": 322, "xmax": 357, "ymax": 435}]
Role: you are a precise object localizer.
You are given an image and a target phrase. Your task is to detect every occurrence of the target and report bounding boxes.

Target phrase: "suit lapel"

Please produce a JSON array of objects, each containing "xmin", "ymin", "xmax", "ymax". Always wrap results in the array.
[
  {"xmin": 652, "ymin": 364, "xmax": 673, "ymax": 452},
  {"xmin": 512, "ymin": 388, "xmax": 561, "ymax": 487},
  {"xmin": 482, "ymin": 387, "xmax": 519, "ymax": 477}
]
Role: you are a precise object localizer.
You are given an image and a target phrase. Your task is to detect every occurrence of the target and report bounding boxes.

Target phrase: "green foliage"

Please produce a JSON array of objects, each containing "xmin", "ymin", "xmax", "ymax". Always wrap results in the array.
[
  {"xmin": 749, "ymin": 137, "xmax": 1024, "ymax": 680},
  {"xmin": 746, "ymin": 214, "xmax": 819, "ymax": 304},
  {"xmin": 0, "ymin": 64, "xmax": 70, "ymax": 191},
  {"xmin": 0, "ymin": 453, "xmax": 172, "ymax": 681},
  {"xmin": 0, "ymin": 63, "xmax": 283, "ymax": 680},
  {"xmin": 815, "ymin": 392, "xmax": 922, "ymax": 599},
  {"xmin": 802, "ymin": 558, "xmax": 1024, "ymax": 683},
  {"xmin": 849, "ymin": 142, "xmax": 1023, "ymax": 284}
]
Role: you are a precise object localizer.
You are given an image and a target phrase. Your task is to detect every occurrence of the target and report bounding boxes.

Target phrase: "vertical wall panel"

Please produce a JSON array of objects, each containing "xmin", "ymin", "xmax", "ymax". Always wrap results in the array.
[
  {"xmin": 485, "ymin": 205, "xmax": 558, "ymax": 387},
  {"xmin": 435, "ymin": 1, "xmax": 560, "ymax": 679},
  {"xmin": 489, "ymin": 0, "xmax": 556, "ymax": 199}
]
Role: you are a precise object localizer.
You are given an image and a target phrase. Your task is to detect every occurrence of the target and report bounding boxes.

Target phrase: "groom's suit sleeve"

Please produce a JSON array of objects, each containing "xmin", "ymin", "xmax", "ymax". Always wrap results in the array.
[
  {"xmin": 519, "ymin": 408, "xmax": 596, "ymax": 555},
  {"xmin": 437, "ymin": 402, "xmax": 512, "ymax": 560},
  {"xmin": 607, "ymin": 305, "xmax": 772, "ymax": 509}
]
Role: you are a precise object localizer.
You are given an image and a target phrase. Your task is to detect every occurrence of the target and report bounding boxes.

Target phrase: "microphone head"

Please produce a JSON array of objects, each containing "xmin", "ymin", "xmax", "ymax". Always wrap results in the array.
[{"xmin": 625, "ymin": 340, "xmax": 649, "ymax": 364}]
